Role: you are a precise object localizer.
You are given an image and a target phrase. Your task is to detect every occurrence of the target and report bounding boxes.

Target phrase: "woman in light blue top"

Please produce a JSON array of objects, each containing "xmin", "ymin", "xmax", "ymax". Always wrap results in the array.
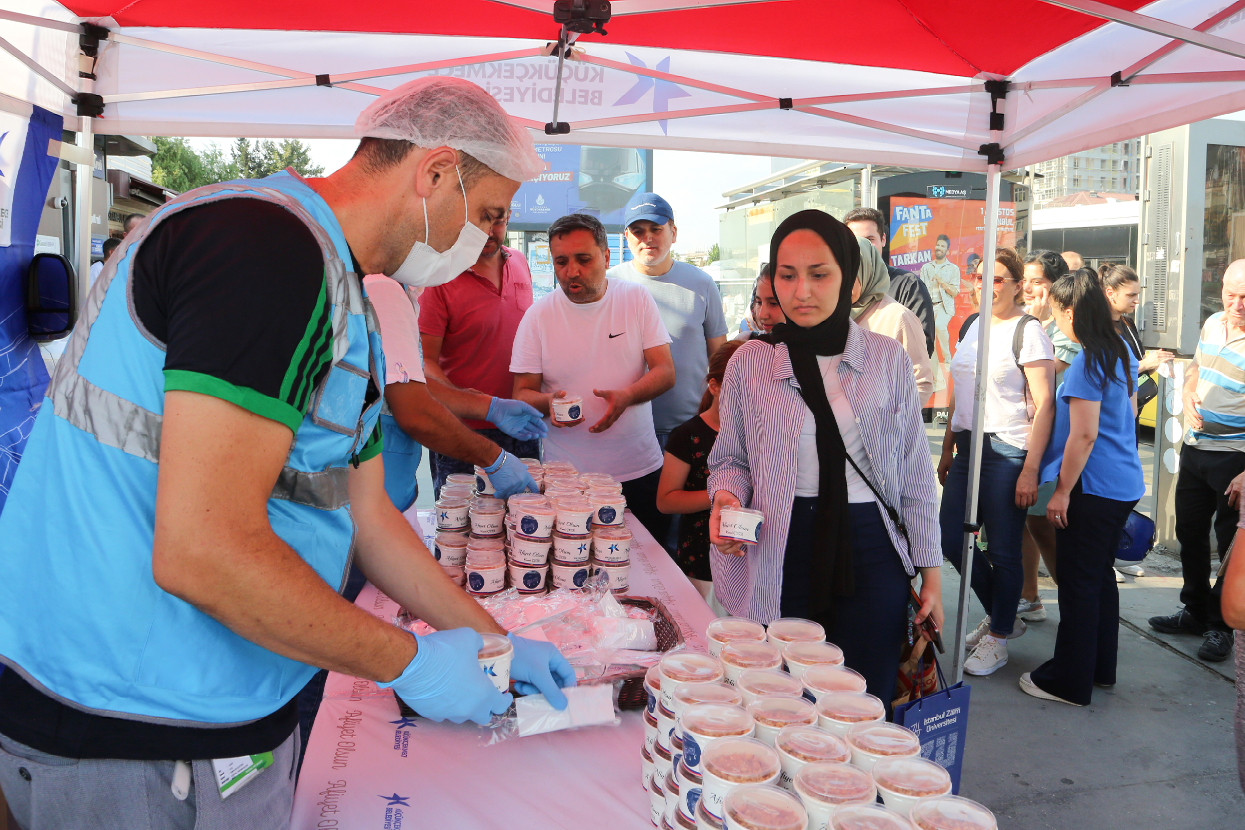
[{"xmin": 1020, "ymin": 269, "xmax": 1145, "ymax": 707}]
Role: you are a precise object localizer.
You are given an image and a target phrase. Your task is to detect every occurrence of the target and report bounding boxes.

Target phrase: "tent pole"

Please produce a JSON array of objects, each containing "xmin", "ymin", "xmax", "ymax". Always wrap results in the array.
[{"xmin": 949, "ymin": 163, "xmax": 1002, "ymax": 682}]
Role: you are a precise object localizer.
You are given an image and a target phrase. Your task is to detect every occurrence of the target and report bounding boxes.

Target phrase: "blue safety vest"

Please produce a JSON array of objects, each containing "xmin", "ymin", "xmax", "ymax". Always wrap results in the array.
[{"xmin": 0, "ymin": 171, "xmax": 385, "ymax": 725}]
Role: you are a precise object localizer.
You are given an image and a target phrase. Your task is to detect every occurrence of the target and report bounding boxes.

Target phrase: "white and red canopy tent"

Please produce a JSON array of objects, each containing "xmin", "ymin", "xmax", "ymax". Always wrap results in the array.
[{"xmin": 3, "ymin": 0, "xmax": 1244, "ymax": 674}]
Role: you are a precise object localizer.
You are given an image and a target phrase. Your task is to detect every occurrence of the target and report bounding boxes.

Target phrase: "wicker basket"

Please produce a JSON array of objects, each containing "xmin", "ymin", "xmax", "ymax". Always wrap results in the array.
[{"xmin": 396, "ymin": 593, "xmax": 684, "ymax": 717}]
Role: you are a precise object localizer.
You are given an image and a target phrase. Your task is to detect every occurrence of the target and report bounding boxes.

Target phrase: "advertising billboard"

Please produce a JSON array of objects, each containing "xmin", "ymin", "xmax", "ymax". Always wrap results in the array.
[
  {"xmin": 888, "ymin": 196, "xmax": 1017, "ymax": 407},
  {"xmin": 510, "ymin": 144, "xmax": 653, "ymax": 232}
]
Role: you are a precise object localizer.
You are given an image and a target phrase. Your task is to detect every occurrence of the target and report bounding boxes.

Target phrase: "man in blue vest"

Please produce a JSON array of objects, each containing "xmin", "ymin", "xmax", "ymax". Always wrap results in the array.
[{"xmin": 0, "ymin": 77, "xmax": 574, "ymax": 829}]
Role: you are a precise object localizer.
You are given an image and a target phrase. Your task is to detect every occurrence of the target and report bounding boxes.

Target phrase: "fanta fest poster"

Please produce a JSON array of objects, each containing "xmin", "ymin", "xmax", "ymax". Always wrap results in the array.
[{"xmin": 888, "ymin": 197, "xmax": 1017, "ymax": 408}]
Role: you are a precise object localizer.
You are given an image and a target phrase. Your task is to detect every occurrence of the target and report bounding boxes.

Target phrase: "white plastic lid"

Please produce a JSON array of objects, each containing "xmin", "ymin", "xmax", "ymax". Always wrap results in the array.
[
  {"xmin": 830, "ymin": 803, "xmax": 915, "ymax": 830},
  {"xmin": 815, "ymin": 692, "xmax": 886, "ymax": 723},
  {"xmin": 793, "ymin": 762, "xmax": 876, "ymax": 805},
  {"xmin": 672, "ymin": 681, "xmax": 744, "ymax": 710},
  {"xmin": 435, "ymin": 497, "xmax": 468, "ymax": 507},
  {"xmin": 775, "ymin": 726, "xmax": 850, "ymax": 764},
  {"xmin": 766, "ymin": 618, "xmax": 825, "ymax": 644},
  {"xmin": 723, "ymin": 784, "xmax": 808, "ymax": 830},
  {"xmin": 594, "ymin": 525, "xmax": 633, "ymax": 540},
  {"xmin": 659, "ymin": 652, "xmax": 725, "ymax": 684},
  {"xmin": 782, "ymin": 640, "xmax": 845, "ymax": 667},
  {"xmin": 478, "ymin": 632, "xmax": 513, "ymax": 659},
  {"xmin": 746, "ymin": 695, "xmax": 817, "ymax": 729},
  {"xmin": 445, "ymin": 473, "xmax": 475, "ymax": 485},
  {"xmin": 644, "ymin": 664, "xmax": 662, "ymax": 692},
  {"xmin": 737, "ymin": 669, "xmax": 804, "ymax": 700},
  {"xmin": 802, "ymin": 665, "xmax": 868, "ymax": 696},
  {"xmin": 871, "ymin": 757, "xmax": 952, "ymax": 799},
  {"xmin": 555, "ymin": 497, "xmax": 592, "ymax": 511},
  {"xmin": 702, "ymin": 737, "xmax": 781, "ymax": 783},
  {"xmin": 909, "ymin": 795, "xmax": 997, "ymax": 830},
  {"xmin": 845, "ymin": 723, "xmax": 922, "ymax": 758},
  {"xmin": 465, "ymin": 537, "xmax": 505, "ymax": 551},
  {"xmin": 708, "ymin": 616, "xmax": 768, "ymax": 645},
  {"xmin": 721, "ymin": 640, "xmax": 783, "ymax": 670},
  {"xmin": 681, "ymin": 703, "xmax": 753, "ymax": 739}
]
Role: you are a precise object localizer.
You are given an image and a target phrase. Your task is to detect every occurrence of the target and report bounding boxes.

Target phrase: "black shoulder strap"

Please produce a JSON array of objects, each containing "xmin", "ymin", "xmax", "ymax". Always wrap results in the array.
[
  {"xmin": 1012, "ymin": 314, "xmax": 1037, "ymax": 370},
  {"xmin": 957, "ymin": 312, "xmax": 979, "ymax": 343}
]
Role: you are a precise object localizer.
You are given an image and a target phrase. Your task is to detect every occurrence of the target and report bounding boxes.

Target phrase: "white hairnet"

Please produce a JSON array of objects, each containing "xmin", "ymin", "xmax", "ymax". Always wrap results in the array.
[{"xmin": 355, "ymin": 76, "xmax": 545, "ymax": 183}]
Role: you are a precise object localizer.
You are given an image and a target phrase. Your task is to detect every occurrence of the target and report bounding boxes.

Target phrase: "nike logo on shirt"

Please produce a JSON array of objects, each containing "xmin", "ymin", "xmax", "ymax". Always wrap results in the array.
[{"xmin": 608, "ymin": 332, "xmax": 625, "ymax": 338}]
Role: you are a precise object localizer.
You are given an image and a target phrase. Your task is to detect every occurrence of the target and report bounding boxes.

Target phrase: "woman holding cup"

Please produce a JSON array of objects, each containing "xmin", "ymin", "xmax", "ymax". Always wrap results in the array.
[{"xmin": 707, "ymin": 210, "xmax": 943, "ymax": 707}]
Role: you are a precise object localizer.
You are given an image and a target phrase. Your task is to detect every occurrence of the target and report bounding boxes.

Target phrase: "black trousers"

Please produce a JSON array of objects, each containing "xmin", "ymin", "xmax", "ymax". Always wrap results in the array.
[
  {"xmin": 621, "ymin": 467, "xmax": 671, "ymax": 549},
  {"xmin": 1174, "ymin": 445, "xmax": 1245, "ymax": 632},
  {"xmin": 1030, "ymin": 483, "xmax": 1136, "ymax": 705},
  {"xmin": 781, "ymin": 498, "xmax": 912, "ymax": 710}
]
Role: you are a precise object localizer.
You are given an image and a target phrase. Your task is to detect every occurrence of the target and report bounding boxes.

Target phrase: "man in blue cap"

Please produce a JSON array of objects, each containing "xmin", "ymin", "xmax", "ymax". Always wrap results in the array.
[{"xmin": 609, "ymin": 192, "xmax": 728, "ymax": 549}]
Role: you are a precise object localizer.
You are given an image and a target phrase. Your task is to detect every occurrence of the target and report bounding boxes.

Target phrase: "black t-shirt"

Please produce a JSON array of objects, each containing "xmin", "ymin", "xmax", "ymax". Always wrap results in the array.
[
  {"xmin": 0, "ymin": 197, "xmax": 380, "ymax": 759},
  {"xmin": 665, "ymin": 413, "xmax": 719, "ymax": 582}
]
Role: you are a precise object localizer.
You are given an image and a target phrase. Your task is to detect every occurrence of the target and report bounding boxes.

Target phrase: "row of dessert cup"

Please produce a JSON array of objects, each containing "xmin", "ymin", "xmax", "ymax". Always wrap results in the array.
[{"xmin": 641, "ymin": 616, "xmax": 997, "ymax": 830}]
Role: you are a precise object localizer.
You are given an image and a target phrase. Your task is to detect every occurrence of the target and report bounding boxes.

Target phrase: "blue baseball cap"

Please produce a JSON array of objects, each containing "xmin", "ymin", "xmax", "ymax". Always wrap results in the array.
[{"xmin": 624, "ymin": 192, "xmax": 675, "ymax": 228}]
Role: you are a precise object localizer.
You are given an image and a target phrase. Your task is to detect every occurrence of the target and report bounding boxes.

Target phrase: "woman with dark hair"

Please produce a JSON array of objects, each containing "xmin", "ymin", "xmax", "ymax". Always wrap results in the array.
[
  {"xmin": 1020, "ymin": 270, "xmax": 1145, "ymax": 706},
  {"xmin": 1099, "ymin": 263, "xmax": 1174, "ymax": 376},
  {"xmin": 657, "ymin": 339, "xmax": 746, "ymax": 598},
  {"xmin": 736, "ymin": 265, "xmax": 784, "ymax": 340},
  {"xmin": 708, "ymin": 210, "xmax": 942, "ymax": 707},
  {"xmin": 938, "ymin": 247, "xmax": 1055, "ymax": 676}
]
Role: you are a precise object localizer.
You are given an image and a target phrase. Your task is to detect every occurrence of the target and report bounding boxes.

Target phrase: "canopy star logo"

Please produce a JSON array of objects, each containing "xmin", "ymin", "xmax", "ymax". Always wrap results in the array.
[
  {"xmin": 389, "ymin": 717, "xmax": 419, "ymax": 730},
  {"xmin": 379, "ymin": 793, "xmax": 411, "ymax": 806},
  {"xmin": 613, "ymin": 54, "xmax": 691, "ymax": 135}
]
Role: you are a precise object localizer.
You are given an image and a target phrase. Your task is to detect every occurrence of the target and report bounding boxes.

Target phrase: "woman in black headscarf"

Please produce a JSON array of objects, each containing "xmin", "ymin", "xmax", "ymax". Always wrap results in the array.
[{"xmin": 708, "ymin": 210, "xmax": 943, "ymax": 706}]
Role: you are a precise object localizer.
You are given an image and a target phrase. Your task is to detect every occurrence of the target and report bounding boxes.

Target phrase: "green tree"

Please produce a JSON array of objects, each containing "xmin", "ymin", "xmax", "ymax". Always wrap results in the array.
[
  {"xmin": 708, "ymin": 243, "xmax": 721, "ymax": 264},
  {"xmin": 261, "ymin": 139, "xmax": 324, "ymax": 178},
  {"xmin": 153, "ymin": 137, "xmax": 326, "ymax": 193},
  {"xmin": 230, "ymin": 137, "xmax": 260, "ymax": 180},
  {"xmin": 151, "ymin": 137, "xmax": 212, "ymax": 193}
]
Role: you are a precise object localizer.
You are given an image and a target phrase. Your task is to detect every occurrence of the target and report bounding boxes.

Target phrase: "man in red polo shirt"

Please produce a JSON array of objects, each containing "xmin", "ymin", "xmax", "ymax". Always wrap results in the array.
[{"xmin": 421, "ymin": 210, "xmax": 539, "ymax": 494}]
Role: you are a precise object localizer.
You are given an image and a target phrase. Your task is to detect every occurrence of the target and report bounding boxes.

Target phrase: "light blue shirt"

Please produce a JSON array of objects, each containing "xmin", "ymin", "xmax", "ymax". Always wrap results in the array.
[{"xmin": 1041, "ymin": 349, "xmax": 1145, "ymax": 502}]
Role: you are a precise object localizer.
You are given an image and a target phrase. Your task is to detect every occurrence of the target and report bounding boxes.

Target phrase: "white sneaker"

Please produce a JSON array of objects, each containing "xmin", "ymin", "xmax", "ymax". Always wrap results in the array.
[
  {"xmin": 1017, "ymin": 597, "xmax": 1047, "ymax": 622},
  {"xmin": 964, "ymin": 617, "xmax": 992, "ymax": 650},
  {"xmin": 1115, "ymin": 562, "xmax": 1145, "ymax": 577},
  {"xmin": 964, "ymin": 636, "xmax": 1008, "ymax": 676},
  {"xmin": 1115, "ymin": 569, "xmax": 1126, "ymax": 583}
]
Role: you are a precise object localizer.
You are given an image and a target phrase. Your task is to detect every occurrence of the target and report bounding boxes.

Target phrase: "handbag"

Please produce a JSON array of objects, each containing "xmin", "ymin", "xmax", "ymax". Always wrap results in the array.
[
  {"xmin": 893, "ymin": 655, "xmax": 972, "ymax": 794},
  {"xmin": 1116, "ymin": 509, "xmax": 1155, "ymax": 563}
]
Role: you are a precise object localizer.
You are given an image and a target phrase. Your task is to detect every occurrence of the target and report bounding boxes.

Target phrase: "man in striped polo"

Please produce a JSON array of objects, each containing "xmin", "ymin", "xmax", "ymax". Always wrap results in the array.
[{"xmin": 1150, "ymin": 260, "xmax": 1245, "ymax": 662}]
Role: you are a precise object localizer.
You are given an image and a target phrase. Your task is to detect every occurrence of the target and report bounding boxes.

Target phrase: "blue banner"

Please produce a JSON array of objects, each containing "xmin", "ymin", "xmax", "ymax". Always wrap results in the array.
[{"xmin": 511, "ymin": 145, "xmax": 651, "ymax": 231}]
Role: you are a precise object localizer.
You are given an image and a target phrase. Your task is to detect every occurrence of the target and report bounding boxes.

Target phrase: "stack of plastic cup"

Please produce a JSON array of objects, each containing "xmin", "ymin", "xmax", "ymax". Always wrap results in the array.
[
  {"xmin": 506, "ymin": 494, "xmax": 553, "ymax": 594},
  {"xmin": 813, "ymin": 693, "xmax": 886, "ymax": 737},
  {"xmin": 434, "ymin": 495, "xmax": 469, "ymax": 533},
  {"xmin": 792, "ymin": 762, "xmax": 876, "ymax": 829},
  {"xmin": 871, "ymin": 757, "xmax": 952, "ymax": 818},
  {"xmin": 464, "ymin": 539, "xmax": 505, "ymax": 597},
  {"xmin": 774, "ymin": 726, "xmax": 850, "ymax": 791},
  {"xmin": 468, "ymin": 496, "xmax": 506, "ymax": 538},
  {"xmin": 678, "ymin": 702, "xmax": 754, "ymax": 825},
  {"xmin": 592, "ymin": 524, "xmax": 633, "ymax": 593},
  {"xmin": 700, "ymin": 737, "xmax": 781, "ymax": 825},
  {"xmin": 722, "ymin": 785, "xmax": 808, "ymax": 830},
  {"xmin": 590, "ymin": 490, "xmax": 627, "ymax": 527},
  {"xmin": 440, "ymin": 482, "xmax": 473, "ymax": 501}
]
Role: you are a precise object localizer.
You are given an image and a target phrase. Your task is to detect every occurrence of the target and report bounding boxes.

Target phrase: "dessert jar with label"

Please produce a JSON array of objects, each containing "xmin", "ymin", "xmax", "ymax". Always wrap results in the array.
[
  {"xmin": 870, "ymin": 756, "xmax": 952, "ymax": 818},
  {"xmin": 707, "ymin": 617, "xmax": 768, "ymax": 659},
  {"xmin": 720, "ymin": 640, "xmax": 783, "ymax": 686},
  {"xmin": 700, "ymin": 737, "xmax": 782, "ymax": 823},
  {"xmin": 722, "ymin": 784, "xmax": 808, "ymax": 830},
  {"xmin": 792, "ymin": 762, "xmax": 876, "ymax": 830},
  {"xmin": 774, "ymin": 726, "xmax": 850, "ymax": 791}
]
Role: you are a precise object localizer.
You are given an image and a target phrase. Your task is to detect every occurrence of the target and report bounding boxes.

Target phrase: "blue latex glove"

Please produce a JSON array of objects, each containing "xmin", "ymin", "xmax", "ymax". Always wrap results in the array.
[
  {"xmin": 484, "ymin": 450, "xmax": 540, "ymax": 499},
  {"xmin": 378, "ymin": 629, "xmax": 512, "ymax": 724},
  {"xmin": 508, "ymin": 633, "xmax": 577, "ymax": 710},
  {"xmin": 488, "ymin": 397, "xmax": 549, "ymax": 442}
]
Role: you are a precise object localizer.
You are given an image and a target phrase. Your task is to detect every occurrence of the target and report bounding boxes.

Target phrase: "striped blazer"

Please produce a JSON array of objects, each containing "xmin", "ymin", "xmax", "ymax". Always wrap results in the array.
[{"xmin": 707, "ymin": 321, "xmax": 941, "ymax": 623}]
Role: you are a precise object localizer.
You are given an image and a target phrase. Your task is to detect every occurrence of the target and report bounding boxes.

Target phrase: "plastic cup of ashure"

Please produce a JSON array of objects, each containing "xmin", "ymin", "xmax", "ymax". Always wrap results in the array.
[
  {"xmin": 659, "ymin": 652, "xmax": 727, "ymax": 709},
  {"xmin": 509, "ymin": 534, "xmax": 552, "ymax": 566},
  {"xmin": 555, "ymin": 497, "xmax": 595, "ymax": 536},
  {"xmin": 871, "ymin": 757, "xmax": 952, "ymax": 818},
  {"xmin": 507, "ymin": 561, "xmax": 548, "ymax": 594},
  {"xmin": 908, "ymin": 795, "xmax": 997, "ymax": 830},
  {"xmin": 793, "ymin": 762, "xmax": 877, "ymax": 830},
  {"xmin": 775, "ymin": 726, "xmax": 850, "ymax": 791},
  {"xmin": 552, "ymin": 531, "xmax": 593, "ymax": 563},
  {"xmin": 723, "ymin": 784, "xmax": 809, "ymax": 830},
  {"xmin": 477, "ymin": 632, "xmax": 514, "ymax": 694},
  {"xmin": 595, "ymin": 559, "xmax": 630, "ymax": 593},
  {"xmin": 782, "ymin": 641, "xmax": 845, "ymax": 681},
  {"xmin": 590, "ymin": 492, "xmax": 627, "ymax": 527},
  {"xmin": 549, "ymin": 558, "xmax": 591, "ymax": 590},
  {"xmin": 700, "ymin": 737, "xmax": 782, "ymax": 823},
  {"xmin": 830, "ymin": 803, "xmax": 916, "ymax": 830},
  {"xmin": 673, "ymin": 682, "xmax": 745, "ymax": 742},
  {"xmin": 680, "ymin": 702, "xmax": 755, "ymax": 776},
  {"xmin": 696, "ymin": 800, "xmax": 724, "ymax": 830},
  {"xmin": 720, "ymin": 640, "xmax": 784, "ymax": 686},
  {"xmin": 801, "ymin": 665, "xmax": 868, "ymax": 702},
  {"xmin": 551, "ymin": 392, "xmax": 585, "ymax": 425},
  {"xmin": 465, "ymin": 560, "xmax": 506, "ymax": 595},
  {"xmin": 737, "ymin": 669, "xmax": 804, "ymax": 709},
  {"xmin": 473, "ymin": 465, "xmax": 496, "ymax": 495},
  {"xmin": 708, "ymin": 617, "xmax": 769, "ymax": 659},
  {"xmin": 593, "ymin": 525, "xmax": 634, "ymax": 562},
  {"xmin": 445, "ymin": 472, "xmax": 476, "ymax": 488},
  {"xmin": 651, "ymin": 769, "xmax": 668, "ymax": 827},
  {"xmin": 468, "ymin": 502, "xmax": 506, "ymax": 537},
  {"xmin": 719, "ymin": 506, "xmax": 765, "ymax": 543},
  {"xmin": 433, "ymin": 531, "xmax": 469, "ymax": 567},
  {"xmin": 746, "ymin": 696, "xmax": 818, "ymax": 748},
  {"xmin": 513, "ymin": 501, "xmax": 556, "ymax": 539},
  {"xmin": 844, "ymin": 723, "xmax": 921, "ymax": 774},
  {"xmin": 814, "ymin": 693, "xmax": 886, "ymax": 737},
  {"xmin": 435, "ymin": 497, "xmax": 469, "ymax": 530},
  {"xmin": 767, "ymin": 619, "xmax": 826, "ymax": 649}
]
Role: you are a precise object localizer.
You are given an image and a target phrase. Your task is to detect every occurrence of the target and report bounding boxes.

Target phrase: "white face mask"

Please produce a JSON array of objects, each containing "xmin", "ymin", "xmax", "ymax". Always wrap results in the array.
[{"xmin": 389, "ymin": 166, "xmax": 488, "ymax": 289}]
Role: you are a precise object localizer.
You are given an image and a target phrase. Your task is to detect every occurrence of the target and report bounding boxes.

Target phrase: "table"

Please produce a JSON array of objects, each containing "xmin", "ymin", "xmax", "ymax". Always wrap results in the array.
[{"xmin": 291, "ymin": 510, "xmax": 714, "ymax": 830}]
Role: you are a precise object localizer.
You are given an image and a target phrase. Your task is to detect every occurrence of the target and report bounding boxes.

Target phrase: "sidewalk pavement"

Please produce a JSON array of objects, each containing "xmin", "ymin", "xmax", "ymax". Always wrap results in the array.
[{"xmin": 926, "ymin": 421, "xmax": 1245, "ymax": 828}]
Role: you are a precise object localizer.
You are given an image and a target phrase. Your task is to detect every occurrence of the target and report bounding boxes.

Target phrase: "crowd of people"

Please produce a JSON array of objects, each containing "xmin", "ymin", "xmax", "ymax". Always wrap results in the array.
[{"xmin": 2, "ymin": 74, "xmax": 1243, "ymax": 828}]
